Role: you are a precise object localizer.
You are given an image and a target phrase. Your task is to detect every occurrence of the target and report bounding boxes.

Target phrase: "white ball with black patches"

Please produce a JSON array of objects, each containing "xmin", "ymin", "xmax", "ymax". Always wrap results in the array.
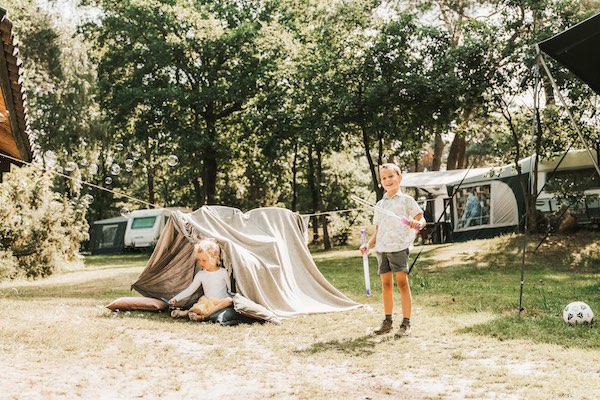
[{"xmin": 563, "ymin": 301, "xmax": 594, "ymax": 325}]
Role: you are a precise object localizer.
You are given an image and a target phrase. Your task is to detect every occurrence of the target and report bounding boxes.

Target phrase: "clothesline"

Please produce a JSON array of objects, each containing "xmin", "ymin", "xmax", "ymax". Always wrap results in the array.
[{"xmin": 1, "ymin": 151, "xmax": 378, "ymax": 219}]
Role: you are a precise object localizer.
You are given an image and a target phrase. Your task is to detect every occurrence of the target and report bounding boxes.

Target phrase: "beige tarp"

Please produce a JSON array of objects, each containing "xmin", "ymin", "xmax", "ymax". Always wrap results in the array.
[{"xmin": 132, "ymin": 206, "xmax": 361, "ymax": 323}]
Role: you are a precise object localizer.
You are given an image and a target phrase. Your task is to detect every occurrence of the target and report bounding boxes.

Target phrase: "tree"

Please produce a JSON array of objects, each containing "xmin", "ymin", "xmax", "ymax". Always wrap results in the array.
[{"xmin": 83, "ymin": 0, "xmax": 293, "ymax": 207}]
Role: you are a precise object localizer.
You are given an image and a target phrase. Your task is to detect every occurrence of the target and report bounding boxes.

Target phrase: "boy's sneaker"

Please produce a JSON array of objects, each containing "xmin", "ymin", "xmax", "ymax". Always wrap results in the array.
[
  {"xmin": 394, "ymin": 324, "xmax": 411, "ymax": 338},
  {"xmin": 373, "ymin": 319, "xmax": 393, "ymax": 335}
]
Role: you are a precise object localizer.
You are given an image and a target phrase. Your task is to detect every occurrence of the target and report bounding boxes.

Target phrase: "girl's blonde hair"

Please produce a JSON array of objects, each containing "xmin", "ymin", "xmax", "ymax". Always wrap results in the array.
[{"xmin": 194, "ymin": 238, "xmax": 220, "ymax": 259}]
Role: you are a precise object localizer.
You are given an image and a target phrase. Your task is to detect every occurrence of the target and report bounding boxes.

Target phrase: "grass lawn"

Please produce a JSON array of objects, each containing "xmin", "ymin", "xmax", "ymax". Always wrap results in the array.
[
  {"xmin": 1, "ymin": 232, "xmax": 599, "ymax": 399},
  {"xmin": 314, "ymin": 233, "xmax": 600, "ymax": 349}
]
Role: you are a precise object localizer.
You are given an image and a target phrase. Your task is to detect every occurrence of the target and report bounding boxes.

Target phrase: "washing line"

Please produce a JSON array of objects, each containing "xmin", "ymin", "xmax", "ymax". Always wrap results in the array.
[{"xmin": 1, "ymin": 151, "xmax": 373, "ymax": 218}]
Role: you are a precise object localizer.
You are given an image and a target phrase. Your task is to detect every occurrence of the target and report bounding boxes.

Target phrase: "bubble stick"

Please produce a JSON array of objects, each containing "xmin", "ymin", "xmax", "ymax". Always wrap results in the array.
[{"xmin": 360, "ymin": 228, "xmax": 371, "ymax": 297}]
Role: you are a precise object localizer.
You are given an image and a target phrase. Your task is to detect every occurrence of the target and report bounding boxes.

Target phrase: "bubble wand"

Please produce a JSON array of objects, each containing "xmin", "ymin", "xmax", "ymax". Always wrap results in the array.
[{"xmin": 360, "ymin": 228, "xmax": 371, "ymax": 296}]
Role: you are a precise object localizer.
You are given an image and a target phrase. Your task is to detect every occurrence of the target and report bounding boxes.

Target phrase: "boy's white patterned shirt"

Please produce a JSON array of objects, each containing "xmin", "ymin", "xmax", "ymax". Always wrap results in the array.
[{"xmin": 373, "ymin": 191, "xmax": 423, "ymax": 253}]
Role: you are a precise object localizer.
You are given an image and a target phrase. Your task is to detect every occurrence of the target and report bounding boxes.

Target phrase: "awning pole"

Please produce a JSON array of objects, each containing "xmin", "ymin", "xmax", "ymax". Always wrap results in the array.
[
  {"xmin": 519, "ymin": 51, "xmax": 541, "ymax": 313},
  {"xmin": 538, "ymin": 45, "xmax": 600, "ymax": 178}
]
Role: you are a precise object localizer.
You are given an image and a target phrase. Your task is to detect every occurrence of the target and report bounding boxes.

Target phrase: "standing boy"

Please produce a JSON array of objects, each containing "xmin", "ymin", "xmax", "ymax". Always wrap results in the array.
[{"xmin": 361, "ymin": 163, "xmax": 425, "ymax": 337}]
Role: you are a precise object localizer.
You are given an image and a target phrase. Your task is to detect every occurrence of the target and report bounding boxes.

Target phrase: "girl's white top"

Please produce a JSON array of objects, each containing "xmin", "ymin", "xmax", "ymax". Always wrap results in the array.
[
  {"xmin": 373, "ymin": 190, "xmax": 423, "ymax": 253},
  {"xmin": 173, "ymin": 268, "xmax": 230, "ymax": 301}
]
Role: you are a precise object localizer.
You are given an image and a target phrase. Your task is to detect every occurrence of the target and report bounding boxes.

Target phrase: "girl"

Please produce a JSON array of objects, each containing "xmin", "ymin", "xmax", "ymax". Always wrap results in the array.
[{"xmin": 169, "ymin": 239, "xmax": 256, "ymax": 326}]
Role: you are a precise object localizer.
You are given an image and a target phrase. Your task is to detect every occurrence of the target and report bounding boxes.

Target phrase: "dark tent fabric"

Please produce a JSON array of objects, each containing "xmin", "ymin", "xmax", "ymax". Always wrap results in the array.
[
  {"xmin": 538, "ymin": 12, "xmax": 600, "ymax": 95},
  {"xmin": 89, "ymin": 216, "xmax": 127, "ymax": 255}
]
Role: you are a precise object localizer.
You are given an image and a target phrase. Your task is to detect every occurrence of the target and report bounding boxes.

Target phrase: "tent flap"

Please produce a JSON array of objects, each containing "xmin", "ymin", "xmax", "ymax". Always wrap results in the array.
[{"xmin": 538, "ymin": 12, "xmax": 600, "ymax": 95}]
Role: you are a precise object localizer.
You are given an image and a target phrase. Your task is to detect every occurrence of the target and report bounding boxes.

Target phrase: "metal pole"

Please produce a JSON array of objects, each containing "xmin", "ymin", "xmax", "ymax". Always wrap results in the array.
[{"xmin": 519, "ymin": 53, "xmax": 541, "ymax": 313}]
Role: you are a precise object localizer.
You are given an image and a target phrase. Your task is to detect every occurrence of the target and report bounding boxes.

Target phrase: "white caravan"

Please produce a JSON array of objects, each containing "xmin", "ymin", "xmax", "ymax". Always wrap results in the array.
[{"xmin": 123, "ymin": 207, "xmax": 190, "ymax": 249}]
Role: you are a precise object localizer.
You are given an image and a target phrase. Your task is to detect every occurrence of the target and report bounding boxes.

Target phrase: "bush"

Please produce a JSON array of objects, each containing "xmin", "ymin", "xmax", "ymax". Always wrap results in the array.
[
  {"xmin": 0, "ymin": 166, "xmax": 89, "ymax": 280},
  {"xmin": 0, "ymin": 249, "xmax": 17, "ymax": 280}
]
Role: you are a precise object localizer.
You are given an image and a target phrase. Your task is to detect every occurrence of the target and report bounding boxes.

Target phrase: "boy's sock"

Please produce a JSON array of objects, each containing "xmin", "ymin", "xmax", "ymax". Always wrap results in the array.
[
  {"xmin": 385, "ymin": 315, "xmax": 393, "ymax": 322},
  {"xmin": 401, "ymin": 317, "xmax": 410, "ymax": 326}
]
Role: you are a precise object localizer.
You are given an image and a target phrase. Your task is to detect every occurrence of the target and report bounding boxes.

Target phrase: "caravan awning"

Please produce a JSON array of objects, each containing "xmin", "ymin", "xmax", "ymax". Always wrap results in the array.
[
  {"xmin": 538, "ymin": 12, "xmax": 600, "ymax": 95},
  {"xmin": 401, "ymin": 168, "xmax": 492, "ymax": 195}
]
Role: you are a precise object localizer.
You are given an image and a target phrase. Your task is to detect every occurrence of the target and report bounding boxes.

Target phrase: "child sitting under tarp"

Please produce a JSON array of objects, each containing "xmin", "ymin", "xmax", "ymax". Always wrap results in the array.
[{"xmin": 169, "ymin": 238, "xmax": 257, "ymax": 326}]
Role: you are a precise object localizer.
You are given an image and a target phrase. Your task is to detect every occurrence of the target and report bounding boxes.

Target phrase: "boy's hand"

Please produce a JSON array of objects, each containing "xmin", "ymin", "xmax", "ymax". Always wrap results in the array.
[
  {"xmin": 408, "ymin": 220, "xmax": 421, "ymax": 230},
  {"xmin": 359, "ymin": 244, "xmax": 369, "ymax": 256}
]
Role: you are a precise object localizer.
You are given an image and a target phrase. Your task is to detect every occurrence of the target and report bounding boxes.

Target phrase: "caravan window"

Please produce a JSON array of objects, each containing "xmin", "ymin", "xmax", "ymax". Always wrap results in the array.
[
  {"xmin": 99, "ymin": 224, "xmax": 119, "ymax": 249},
  {"xmin": 548, "ymin": 168, "xmax": 600, "ymax": 189},
  {"xmin": 131, "ymin": 216, "xmax": 157, "ymax": 229},
  {"xmin": 456, "ymin": 185, "xmax": 491, "ymax": 229}
]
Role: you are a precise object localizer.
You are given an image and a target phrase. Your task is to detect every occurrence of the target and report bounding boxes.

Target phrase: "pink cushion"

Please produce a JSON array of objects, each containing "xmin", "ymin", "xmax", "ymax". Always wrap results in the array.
[{"xmin": 106, "ymin": 296, "xmax": 168, "ymax": 312}]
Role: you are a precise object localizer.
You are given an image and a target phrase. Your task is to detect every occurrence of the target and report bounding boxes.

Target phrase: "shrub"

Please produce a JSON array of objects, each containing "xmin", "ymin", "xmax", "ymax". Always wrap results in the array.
[
  {"xmin": 0, "ymin": 249, "xmax": 17, "ymax": 280},
  {"xmin": 0, "ymin": 166, "xmax": 89, "ymax": 280}
]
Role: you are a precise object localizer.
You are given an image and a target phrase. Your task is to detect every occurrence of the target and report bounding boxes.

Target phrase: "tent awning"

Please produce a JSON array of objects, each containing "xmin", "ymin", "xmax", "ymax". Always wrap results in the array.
[
  {"xmin": 538, "ymin": 12, "xmax": 600, "ymax": 95},
  {"xmin": 401, "ymin": 168, "xmax": 493, "ymax": 195}
]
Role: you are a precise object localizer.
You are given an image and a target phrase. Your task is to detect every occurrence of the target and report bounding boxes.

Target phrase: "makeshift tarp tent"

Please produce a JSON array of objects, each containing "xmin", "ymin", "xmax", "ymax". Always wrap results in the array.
[
  {"xmin": 132, "ymin": 206, "xmax": 361, "ymax": 323},
  {"xmin": 89, "ymin": 216, "xmax": 127, "ymax": 255}
]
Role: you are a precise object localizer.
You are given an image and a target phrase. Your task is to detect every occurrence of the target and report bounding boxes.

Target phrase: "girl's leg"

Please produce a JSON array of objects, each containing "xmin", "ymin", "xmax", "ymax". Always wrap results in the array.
[
  {"xmin": 395, "ymin": 271, "xmax": 412, "ymax": 319},
  {"xmin": 380, "ymin": 271, "xmax": 394, "ymax": 315},
  {"xmin": 207, "ymin": 306, "xmax": 258, "ymax": 326}
]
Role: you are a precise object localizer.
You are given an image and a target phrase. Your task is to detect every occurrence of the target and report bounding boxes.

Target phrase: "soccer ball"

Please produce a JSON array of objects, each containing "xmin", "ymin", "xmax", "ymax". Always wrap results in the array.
[{"xmin": 562, "ymin": 301, "xmax": 594, "ymax": 325}]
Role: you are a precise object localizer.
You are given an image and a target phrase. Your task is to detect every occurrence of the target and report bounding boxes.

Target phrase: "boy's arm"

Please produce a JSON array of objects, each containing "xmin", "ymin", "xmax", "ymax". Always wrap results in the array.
[
  {"xmin": 367, "ymin": 226, "xmax": 378, "ymax": 249},
  {"xmin": 360, "ymin": 226, "xmax": 377, "ymax": 255}
]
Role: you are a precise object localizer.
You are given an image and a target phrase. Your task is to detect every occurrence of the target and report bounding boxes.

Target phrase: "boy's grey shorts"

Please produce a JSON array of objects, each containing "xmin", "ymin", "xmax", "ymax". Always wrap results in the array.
[{"xmin": 376, "ymin": 249, "xmax": 409, "ymax": 274}]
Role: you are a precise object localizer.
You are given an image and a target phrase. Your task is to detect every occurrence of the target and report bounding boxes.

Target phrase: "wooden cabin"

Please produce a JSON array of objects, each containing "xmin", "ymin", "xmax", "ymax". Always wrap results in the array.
[{"xmin": 0, "ymin": 8, "xmax": 32, "ymax": 182}]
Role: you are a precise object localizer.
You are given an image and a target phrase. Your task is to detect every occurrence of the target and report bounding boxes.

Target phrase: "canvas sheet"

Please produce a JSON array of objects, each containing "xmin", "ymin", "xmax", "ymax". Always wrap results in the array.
[{"xmin": 132, "ymin": 206, "xmax": 361, "ymax": 320}]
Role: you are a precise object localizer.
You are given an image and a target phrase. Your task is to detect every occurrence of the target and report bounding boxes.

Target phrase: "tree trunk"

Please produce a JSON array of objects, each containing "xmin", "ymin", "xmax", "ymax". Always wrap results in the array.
[
  {"xmin": 446, "ymin": 133, "xmax": 460, "ymax": 170},
  {"xmin": 203, "ymin": 119, "xmax": 218, "ymax": 204},
  {"xmin": 316, "ymin": 146, "xmax": 331, "ymax": 250},
  {"xmin": 192, "ymin": 176, "xmax": 202, "ymax": 208},
  {"xmin": 528, "ymin": 106, "xmax": 544, "ymax": 234},
  {"xmin": 144, "ymin": 135, "xmax": 155, "ymax": 206},
  {"xmin": 362, "ymin": 125, "xmax": 383, "ymax": 200},
  {"xmin": 432, "ymin": 131, "xmax": 444, "ymax": 171},
  {"xmin": 291, "ymin": 140, "xmax": 298, "ymax": 211},
  {"xmin": 307, "ymin": 142, "xmax": 319, "ymax": 243},
  {"xmin": 457, "ymin": 135, "xmax": 467, "ymax": 169}
]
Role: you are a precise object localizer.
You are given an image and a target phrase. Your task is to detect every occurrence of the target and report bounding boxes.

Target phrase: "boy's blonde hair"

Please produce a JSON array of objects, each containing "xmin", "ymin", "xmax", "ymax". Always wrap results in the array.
[
  {"xmin": 379, "ymin": 163, "xmax": 402, "ymax": 177},
  {"xmin": 194, "ymin": 238, "xmax": 220, "ymax": 259}
]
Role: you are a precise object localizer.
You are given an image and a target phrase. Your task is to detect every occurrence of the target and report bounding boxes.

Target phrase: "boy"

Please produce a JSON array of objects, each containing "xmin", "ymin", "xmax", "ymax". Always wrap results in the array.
[{"xmin": 361, "ymin": 163, "xmax": 425, "ymax": 338}]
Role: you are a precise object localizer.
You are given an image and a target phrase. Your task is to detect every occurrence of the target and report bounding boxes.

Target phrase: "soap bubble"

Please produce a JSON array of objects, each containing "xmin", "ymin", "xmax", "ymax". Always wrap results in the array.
[
  {"xmin": 132, "ymin": 151, "xmax": 141, "ymax": 161},
  {"xmin": 64, "ymin": 161, "xmax": 77, "ymax": 172},
  {"xmin": 115, "ymin": 143, "xmax": 124, "ymax": 151},
  {"xmin": 124, "ymin": 159, "xmax": 134, "ymax": 168},
  {"xmin": 82, "ymin": 194, "xmax": 94, "ymax": 204},
  {"xmin": 80, "ymin": 159, "xmax": 89, "ymax": 167},
  {"xmin": 43, "ymin": 150, "xmax": 57, "ymax": 168},
  {"xmin": 88, "ymin": 163, "xmax": 98, "ymax": 176},
  {"xmin": 110, "ymin": 164, "xmax": 121, "ymax": 175},
  {"xmin": 104, "ymin": 176, "xmax": 113, "ymax": 185},
  {"xmin": 120, "ymin": 207, "xmax": 131, "ymax": 218},
  {"xmin": 167, "ymin": 155, "xmax": 179, "ymax": 167}
]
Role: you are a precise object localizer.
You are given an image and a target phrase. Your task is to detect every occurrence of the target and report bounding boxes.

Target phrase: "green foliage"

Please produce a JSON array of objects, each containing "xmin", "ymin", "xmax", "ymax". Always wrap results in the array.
[{"xmin": 0, "ymin": 166, "xmax": 89, "ymax": 280}]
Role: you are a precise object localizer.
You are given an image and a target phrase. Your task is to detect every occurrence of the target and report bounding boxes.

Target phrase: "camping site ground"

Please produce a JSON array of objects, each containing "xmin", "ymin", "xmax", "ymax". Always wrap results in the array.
[{"xmin": 1, "ymin": 233, "xmax": 599, "ymax": 399}]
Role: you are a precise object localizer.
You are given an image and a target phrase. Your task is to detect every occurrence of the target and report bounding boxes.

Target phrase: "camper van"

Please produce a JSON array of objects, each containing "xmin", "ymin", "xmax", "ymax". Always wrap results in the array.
[{"xmin": 123, "ymin": 207, "xmax": 190, "ymax": 249}]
